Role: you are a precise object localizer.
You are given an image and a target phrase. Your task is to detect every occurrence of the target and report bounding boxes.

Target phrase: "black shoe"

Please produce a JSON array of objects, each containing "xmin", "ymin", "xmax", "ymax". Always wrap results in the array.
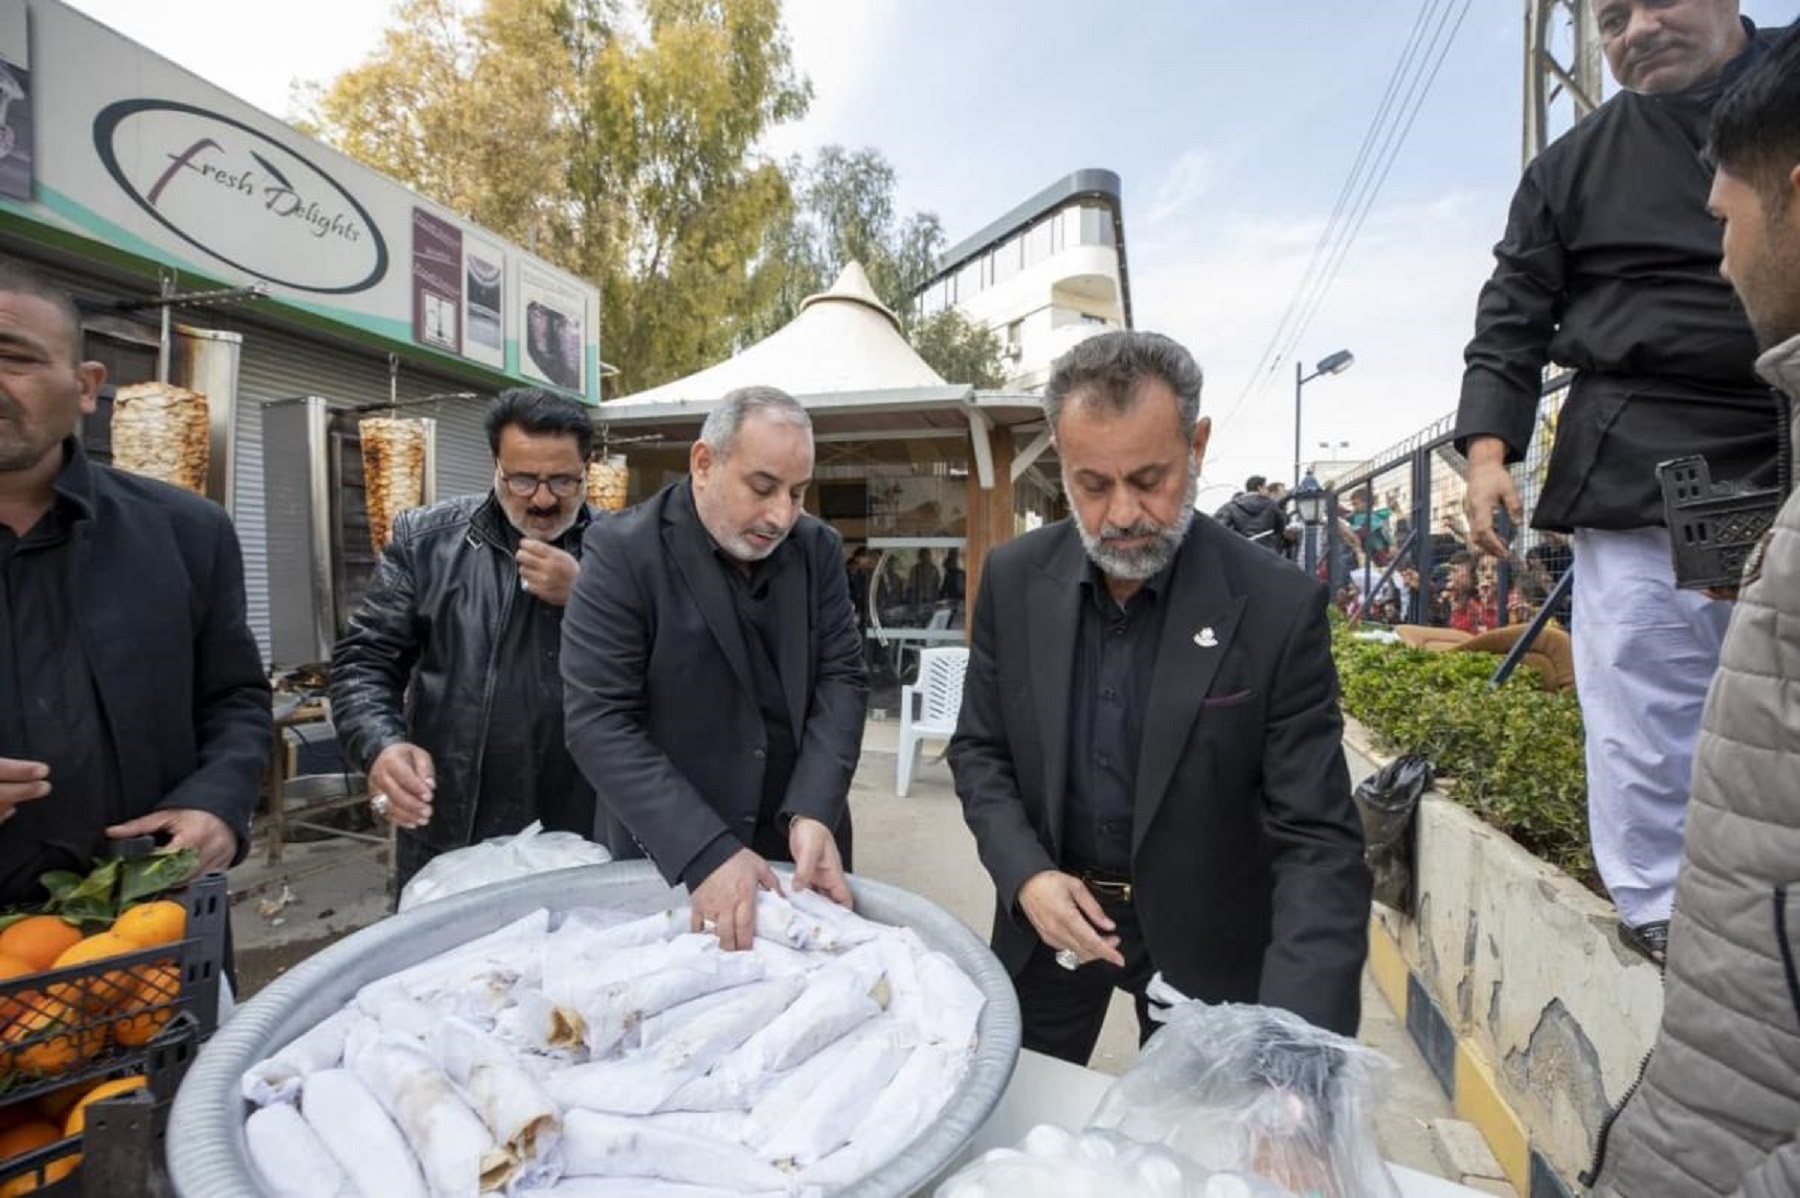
[{"xmin": 1619, "ymin": 920, "xmax": 1669, "ymax": 969}]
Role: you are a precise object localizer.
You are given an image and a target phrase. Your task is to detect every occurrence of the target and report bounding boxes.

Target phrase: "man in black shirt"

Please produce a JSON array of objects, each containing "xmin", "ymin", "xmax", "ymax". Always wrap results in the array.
[
  {"xmin": 1454, "ymin": 1, "xmax": 1783, "ymax": 963},
  {"xmin": 0, "ymin": 258, "xmax": 268, "ymax": 902},
  {"xmin": 563, "ymin": 387, "xmax": 866, "ymax": 951},
  {"xmin": 951, "ymin": 332, "xmax": 1369, "ymax": 1063},
  {"xmin": 330, "ymin": 389, "xmax": 598, "ymax": 899}
]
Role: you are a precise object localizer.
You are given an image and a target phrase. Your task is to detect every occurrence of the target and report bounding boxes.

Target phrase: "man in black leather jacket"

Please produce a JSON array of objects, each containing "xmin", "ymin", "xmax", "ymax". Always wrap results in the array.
[{"xmin": 330, "ymin": 389, "xmax": 598, "ymax": 898}]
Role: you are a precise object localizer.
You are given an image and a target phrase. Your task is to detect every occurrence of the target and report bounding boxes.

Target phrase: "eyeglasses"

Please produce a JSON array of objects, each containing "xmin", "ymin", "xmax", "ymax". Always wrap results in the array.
[{"xmin": 498, "ymin": 472, "xmax": 584, "ymax": 498}]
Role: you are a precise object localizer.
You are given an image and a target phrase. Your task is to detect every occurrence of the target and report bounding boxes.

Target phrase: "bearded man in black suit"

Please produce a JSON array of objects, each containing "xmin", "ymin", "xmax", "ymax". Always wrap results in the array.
[{"xmin": 949, "ymin": 330, "xmax": 1370, "ymax": 1063}]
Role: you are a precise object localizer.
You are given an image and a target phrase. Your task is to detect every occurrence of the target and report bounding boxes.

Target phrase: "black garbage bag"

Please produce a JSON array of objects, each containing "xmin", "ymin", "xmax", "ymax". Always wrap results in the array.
[{"xmin": 1353, "ymin": 754, "xmax": 1433, "ymax": 912}]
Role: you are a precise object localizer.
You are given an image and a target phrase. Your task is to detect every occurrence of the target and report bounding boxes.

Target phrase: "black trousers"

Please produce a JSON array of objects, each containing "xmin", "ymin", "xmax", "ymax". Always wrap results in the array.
[{"xmin": 1012, "ymin": 889, "xmax": 1159, "ymax": 1066}]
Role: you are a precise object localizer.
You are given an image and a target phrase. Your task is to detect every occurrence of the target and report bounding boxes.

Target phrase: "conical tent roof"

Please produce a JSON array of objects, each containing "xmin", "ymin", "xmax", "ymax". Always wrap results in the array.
[{"xmin": 616, "ymin": 261, "xmax": 947, "ymax": 404}]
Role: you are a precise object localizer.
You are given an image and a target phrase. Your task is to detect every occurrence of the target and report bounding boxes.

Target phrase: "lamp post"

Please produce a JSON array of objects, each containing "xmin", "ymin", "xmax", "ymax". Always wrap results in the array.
[{"xmin": 1294, "ymin": 349, "xmax": 1356, "ymax": 488}]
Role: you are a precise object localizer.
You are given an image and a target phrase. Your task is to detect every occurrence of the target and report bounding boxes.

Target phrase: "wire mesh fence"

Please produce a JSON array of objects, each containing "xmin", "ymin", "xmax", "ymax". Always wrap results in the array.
[{"xmin": 1289, "ymin": 375, "xmax": 1573, "ymax": 632}]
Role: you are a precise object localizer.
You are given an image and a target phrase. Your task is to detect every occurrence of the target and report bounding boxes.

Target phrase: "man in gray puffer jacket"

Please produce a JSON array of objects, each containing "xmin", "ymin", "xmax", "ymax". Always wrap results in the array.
[{"xmin": 1591, "ymin": 27, "xmax": 1800, "ymax": 1198}]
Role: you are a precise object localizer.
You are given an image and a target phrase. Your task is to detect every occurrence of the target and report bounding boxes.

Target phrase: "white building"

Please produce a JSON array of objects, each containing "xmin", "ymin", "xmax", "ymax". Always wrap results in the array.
[{"xmin": 915, "ymin": 169, "xmax": 1131, "ymax": 393}]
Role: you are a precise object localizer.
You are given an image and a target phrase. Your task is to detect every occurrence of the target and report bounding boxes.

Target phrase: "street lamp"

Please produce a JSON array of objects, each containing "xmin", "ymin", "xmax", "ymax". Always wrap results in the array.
[
  {"xmin": 1294, "ymin": 349, "xmax": 1356, "ymax": 487},
  {"xmin": 1292, "ymin": 472, "xmax": 1330, "ymax": 574}
]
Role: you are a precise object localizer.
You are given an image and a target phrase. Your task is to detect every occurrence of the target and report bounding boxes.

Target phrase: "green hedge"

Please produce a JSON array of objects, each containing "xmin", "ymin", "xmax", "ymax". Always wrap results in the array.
[{"xmin": 1330, "ymin": 624, "xmax": 1597, "ymax": 890}]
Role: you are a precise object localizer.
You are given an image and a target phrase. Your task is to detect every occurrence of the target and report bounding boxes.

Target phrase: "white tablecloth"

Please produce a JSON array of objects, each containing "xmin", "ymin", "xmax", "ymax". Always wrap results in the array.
[{"xmin": 955, "ymin": 1048, "xmax": 1491, "ymax": 1197}]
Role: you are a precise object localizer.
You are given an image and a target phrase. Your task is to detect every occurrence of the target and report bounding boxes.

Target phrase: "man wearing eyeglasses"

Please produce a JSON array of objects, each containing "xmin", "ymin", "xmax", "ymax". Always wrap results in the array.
[{"xmin": 331, "ymin": 388, "xmax": 599, "ymax": 901}]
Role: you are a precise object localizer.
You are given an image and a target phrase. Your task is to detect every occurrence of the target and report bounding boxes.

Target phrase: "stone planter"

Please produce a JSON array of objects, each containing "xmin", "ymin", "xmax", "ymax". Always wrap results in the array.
[{"xmin": 1345, "ymin": 719, "xmax": 1664, "ymax": 1196}]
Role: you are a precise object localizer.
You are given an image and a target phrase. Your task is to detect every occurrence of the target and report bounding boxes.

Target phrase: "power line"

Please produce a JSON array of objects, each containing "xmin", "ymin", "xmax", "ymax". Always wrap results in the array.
[
  {"xmin": 1216, "ymin": 0, "xmax": 1473, "ymax": 438},
  {"xmin": 1276, "ymin": 0, "xmax": 1475, "ymax": 379},
  {"xmin": 1229, "ymin": 0, "xmax": 1443, "ymax": 407}
]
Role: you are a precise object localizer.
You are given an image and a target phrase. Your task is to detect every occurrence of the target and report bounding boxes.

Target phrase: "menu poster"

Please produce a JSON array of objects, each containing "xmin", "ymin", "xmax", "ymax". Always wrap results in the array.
[
  {"xmin": 0, "ymin": 6, "xmax": 33, "ymax": 203},
  {"xmin": 462, "ymin": 234, "xmax": 505, "ymax": 371},
  {"xmin": 518, "ymin": 260, "xmax": 585, "ymax": 395},
  {"xmin": 410, "ymin": 207, "xmax": 461, "ymax": 354}
]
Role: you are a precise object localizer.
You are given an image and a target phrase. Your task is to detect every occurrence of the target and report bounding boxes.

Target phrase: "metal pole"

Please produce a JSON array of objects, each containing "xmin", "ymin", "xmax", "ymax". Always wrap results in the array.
[
  {"xmin": 1294, "ymin": 360, "xmax": 1304, "ymax": 489},
  {"xmin": 1490, "ymin": 565, "xmax": 1574, "ymax": 688}
]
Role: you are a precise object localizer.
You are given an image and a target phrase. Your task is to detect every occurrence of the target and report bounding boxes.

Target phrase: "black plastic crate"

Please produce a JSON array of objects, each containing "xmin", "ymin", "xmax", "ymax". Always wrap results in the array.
[
  {"xmin": 1658, "ymin": 455, "xmax": 1783, "ymax": 591},
  {"xmin": 0, "ymin": 872, "xmax": 225, "ymax": 1193}
]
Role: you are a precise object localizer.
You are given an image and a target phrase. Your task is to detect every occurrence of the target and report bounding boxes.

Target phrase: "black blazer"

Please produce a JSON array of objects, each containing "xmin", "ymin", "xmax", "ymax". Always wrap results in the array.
[
  {"xmin": 561, "ymin": 480, "xmax": 866, "ymax": 887},
  {"xmin": 1, "ymin": 442, "xmax": 270, "ymax": 900},
  {"xmin": 948, "ymin": 515, "xmax": 1370, "ymax": 1035}
]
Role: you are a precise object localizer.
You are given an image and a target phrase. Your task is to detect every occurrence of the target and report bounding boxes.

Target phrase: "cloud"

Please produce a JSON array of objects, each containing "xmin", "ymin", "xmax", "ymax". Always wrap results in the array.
[
  {"xmin": 1142, "ymin": 150, "xmax": 1214, "ymax": 229},
  {"xmin": 1131, "ymin": 185, "xmax": 1505, "ymax": 491},
  {"xmin": 762, "ymin": 0, "xmax": 904, "ymax": 161}
]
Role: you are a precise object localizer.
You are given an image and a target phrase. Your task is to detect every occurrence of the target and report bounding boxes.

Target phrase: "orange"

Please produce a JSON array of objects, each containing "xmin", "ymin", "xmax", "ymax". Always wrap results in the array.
[
  {"xmin": 1, "ymin": 1000, "xmax": 104, "ymax": 1076},
  {"xmin": 46, "ymin": 934, "xmax": 141, "ymax": 1013},
  {"xmin": 111, "ymin": 965, "xmax": 179, "ymax": 1047},
  {"xmin": 109, "ymin": 902, "xmax": 185, "ymax": 950},
  {"xmin": 62, "ymin": 1076, "xmax": 145, "ymax": 1137},
  {"xmin": 0, "ymin": 1118, "xmax": 69, "ymax": 1197},
  {"xmin": 0, "ymin": 954, "xmax": 39, "ymax": 1025},
  {"xmin": 0, "ymin": 920, "xmax": 81, "ymax": 974}
]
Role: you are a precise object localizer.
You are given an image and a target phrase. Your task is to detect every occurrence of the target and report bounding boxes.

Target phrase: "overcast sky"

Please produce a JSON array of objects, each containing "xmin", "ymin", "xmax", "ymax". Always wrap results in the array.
[{"xmin": 64, "ymin": 0, "xmax": 1799, "ymax": 506}]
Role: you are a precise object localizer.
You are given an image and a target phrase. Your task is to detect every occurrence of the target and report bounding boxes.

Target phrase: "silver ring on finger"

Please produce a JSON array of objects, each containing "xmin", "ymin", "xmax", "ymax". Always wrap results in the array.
[
  {"xmin": 700, "ymin": 917, "xmax": 718, "ymax": 933},
  {"xmin": 1055, "ymin": 948, "xmax": 1080, "ymax": 971},
  {"xmin": 369, "ymin": 791, "xmax": 391, "ymax": 817}
]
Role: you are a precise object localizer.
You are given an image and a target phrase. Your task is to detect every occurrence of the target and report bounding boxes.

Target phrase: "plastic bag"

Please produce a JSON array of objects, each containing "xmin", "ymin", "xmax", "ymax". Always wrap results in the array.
[
  {"xmin": 1352, "ymin": 754, "xmax": 1432, "ymax": 912},
  {"xmin": 1089, "ymin": 990, "xmax": 1399, "ymax": 1198},
  {"xmin": 936, "ymin": 1124, "xmax": 1292, "ymax": 1198},
  {"xmin": 397, "ymin": 821, "xmax": 612, "ymax": 911}
]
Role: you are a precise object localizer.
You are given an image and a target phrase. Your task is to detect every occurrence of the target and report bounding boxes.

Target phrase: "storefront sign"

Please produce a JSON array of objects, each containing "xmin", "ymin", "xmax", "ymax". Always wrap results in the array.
[
  {"xmin": 0, "ymin": 0, "xmax": 600, "ymax": 400},
  {"xmin": 93, "ymin": 100, "xmax": 387, "ymax": 295}
]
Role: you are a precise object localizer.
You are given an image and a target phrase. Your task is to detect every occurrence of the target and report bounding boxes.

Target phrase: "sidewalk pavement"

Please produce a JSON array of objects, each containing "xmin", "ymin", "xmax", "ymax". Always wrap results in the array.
[{"xmin": 228, "ymin": 717, "xmax": 1463, "ymax": 1182}]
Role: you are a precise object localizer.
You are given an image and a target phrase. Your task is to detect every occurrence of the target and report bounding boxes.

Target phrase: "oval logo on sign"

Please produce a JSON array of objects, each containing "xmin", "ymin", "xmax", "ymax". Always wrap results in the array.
[{"xmin": 93, "ymin": 99, "xmax": 389, "ymax": 295}]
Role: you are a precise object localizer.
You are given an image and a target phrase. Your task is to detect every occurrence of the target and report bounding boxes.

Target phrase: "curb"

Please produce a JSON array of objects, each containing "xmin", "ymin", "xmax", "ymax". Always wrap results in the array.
[{"xmin": 1369, "ymin": 913, "xmax": 1577, "ymax": 1198}]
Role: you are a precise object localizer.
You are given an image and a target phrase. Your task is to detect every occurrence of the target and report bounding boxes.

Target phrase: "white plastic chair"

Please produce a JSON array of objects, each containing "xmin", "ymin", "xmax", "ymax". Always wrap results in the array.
[{"xmin": 897, "ymin": 646, "xmax": 969, "ymax": 797}]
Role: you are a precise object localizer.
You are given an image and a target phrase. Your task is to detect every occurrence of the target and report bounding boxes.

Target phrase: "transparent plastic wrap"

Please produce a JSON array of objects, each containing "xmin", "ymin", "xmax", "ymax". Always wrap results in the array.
[
  {"xmin": 937, "ymin": 1124, "xmax": 1294, "ymax": 1198},
  {"xmin": 1089, "ymin": 983, "xmax": 1400, "ymax": 1198},
  {"xmin": 397, "ymin": 822, "xmax": 612, "ymax": 911}
]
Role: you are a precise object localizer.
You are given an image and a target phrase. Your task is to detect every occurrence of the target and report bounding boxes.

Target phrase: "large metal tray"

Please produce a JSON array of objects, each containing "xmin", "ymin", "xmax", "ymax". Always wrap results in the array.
[{"xmin": 167, "ymin": 860, "xmax": 1021, "ymax": 1197}]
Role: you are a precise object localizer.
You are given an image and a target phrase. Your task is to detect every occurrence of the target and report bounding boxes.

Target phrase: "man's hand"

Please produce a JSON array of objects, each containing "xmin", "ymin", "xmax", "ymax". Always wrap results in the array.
[
  {"xmin": 517, "ymin": 541, "xmax": 580, "ymax": 607},
  {"xmin": 788, "ymin": 816, "xmax": 851, "ymax": 908},
  {"xmin": 105, "ymin": 808, "xmax": 237, "ymax": 874},
  {"xmin": 369, "ymin": 742, "xmax": 435, "ymax": 829},
  {"xmin": 1463, "ymin": 437, "xmax": 1522, "ymax": 559},
  {"xmin": 0, "ymin": 758, "xmax": 51, "ymax": 823},
  {"xmin": 1018, "ymin": 870, "xmax": 1124, "ymax": 968},
  {"xmin": 689, "ymin": 848, "xmax": 781, "ymax": 952}
]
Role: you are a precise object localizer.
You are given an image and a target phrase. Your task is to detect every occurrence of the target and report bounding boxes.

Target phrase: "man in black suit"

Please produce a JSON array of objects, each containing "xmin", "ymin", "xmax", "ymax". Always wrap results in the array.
[
  {"xmin": 949, "ymin": 331, "xmax": 1369, "ymax": 1063},
  {"xmin": 562, "ymin": 386, "xmax": 866, "ymax": 950},
  {"xmin": 0, "ymin": 258, "xmax": 269, "ymax": 903}
]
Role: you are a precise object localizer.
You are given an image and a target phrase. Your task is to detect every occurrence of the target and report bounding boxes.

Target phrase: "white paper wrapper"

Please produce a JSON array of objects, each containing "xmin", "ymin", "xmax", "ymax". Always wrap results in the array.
[{"xmin": 245, "ymin": 1103, "xmax": 359, "ymax": 1198}]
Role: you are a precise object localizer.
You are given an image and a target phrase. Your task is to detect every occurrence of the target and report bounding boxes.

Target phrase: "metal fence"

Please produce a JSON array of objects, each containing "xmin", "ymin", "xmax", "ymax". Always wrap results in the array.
[{"xmin": 1293, "ymin": 374, "xmax": 1573, "ymax": 637}]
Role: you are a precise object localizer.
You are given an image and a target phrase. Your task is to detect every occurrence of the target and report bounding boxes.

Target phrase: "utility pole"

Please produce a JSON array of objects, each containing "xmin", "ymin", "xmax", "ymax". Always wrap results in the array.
[{"xmin": 1523, "ymin": 0, "xmax": 1604, "ymax": 169}]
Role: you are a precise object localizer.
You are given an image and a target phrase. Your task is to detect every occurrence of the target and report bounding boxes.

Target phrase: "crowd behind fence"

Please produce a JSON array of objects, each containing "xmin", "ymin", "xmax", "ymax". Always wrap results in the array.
[{"xmin": 1290, "ymin": 375, "xmax": 1573, "ymax": 636}]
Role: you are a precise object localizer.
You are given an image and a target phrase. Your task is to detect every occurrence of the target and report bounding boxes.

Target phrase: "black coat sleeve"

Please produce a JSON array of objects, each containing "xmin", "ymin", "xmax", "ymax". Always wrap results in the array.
[
  {"xmin": 949, "ymin": 556, "xmax": 1057, "ymax": 920},
  {"xmin": 1455, "ymin": 168, "xmax": 1567, "ymax": 462},
  {"xmin": 778, "ymin": 527, "xmax": 867, "ymax": 832},
  {"xmin": 1255, "ymin": 583, "xmax": 1370, "ymax": 1035},
  {"xmin": 160, "ymin": 509, "xmax": 272, "ymax": 863},
  {"xmin": 328, "ymin": 513, "xmax": 423, "ymax": 774},
  {"xmin": 561, "ymin": 518, "xmax": 738, "ymax": 887}
]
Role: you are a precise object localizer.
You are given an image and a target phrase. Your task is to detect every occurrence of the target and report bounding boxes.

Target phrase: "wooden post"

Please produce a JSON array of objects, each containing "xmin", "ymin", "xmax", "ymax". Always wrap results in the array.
[{"xmin": 964, "ymin": 424, "xmax": 1015, "ymax": 631}]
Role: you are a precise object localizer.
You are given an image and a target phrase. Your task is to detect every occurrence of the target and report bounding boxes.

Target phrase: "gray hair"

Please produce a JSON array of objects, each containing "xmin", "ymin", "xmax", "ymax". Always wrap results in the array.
[
  {"xmin": 698, "ymin": 385, "xmax": 812, "ymax": 460},
  {"xmin": 1043, "ymin": 330, "xmax": 1204, "ymax": 440}
]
